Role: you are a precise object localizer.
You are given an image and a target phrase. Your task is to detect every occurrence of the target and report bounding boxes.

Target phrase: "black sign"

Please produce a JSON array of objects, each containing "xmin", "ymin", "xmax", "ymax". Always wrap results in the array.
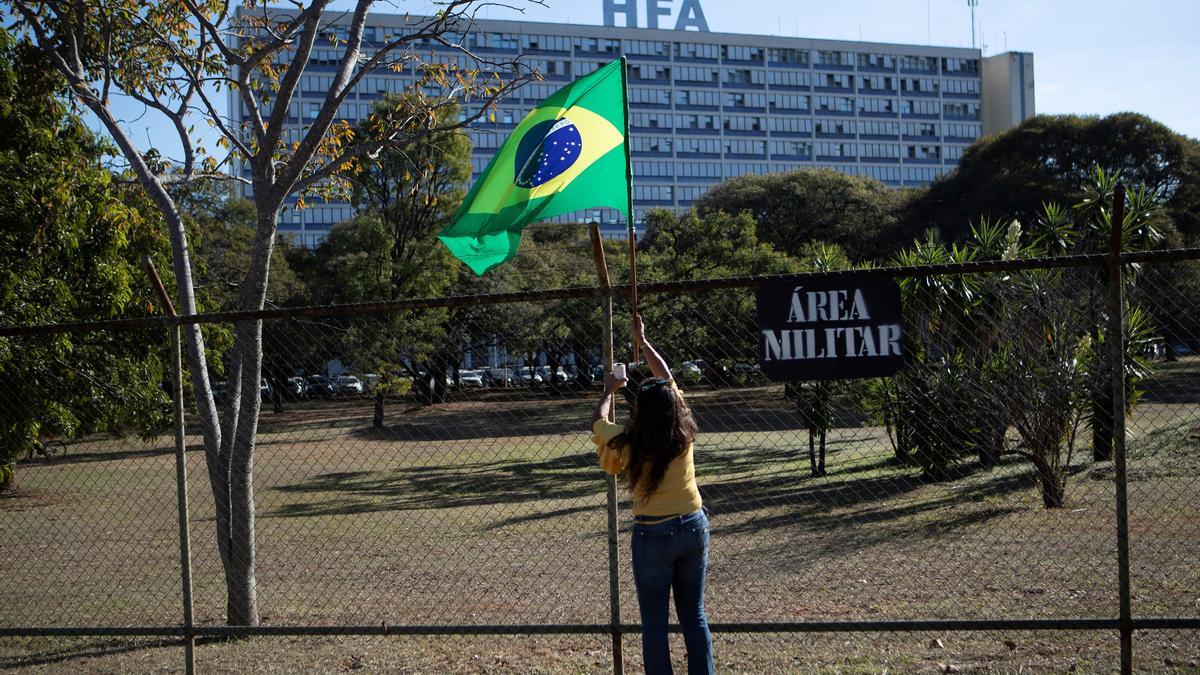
[{"xmin": 756, "ymin": 275, "xmax": 903, "ymax": 381}]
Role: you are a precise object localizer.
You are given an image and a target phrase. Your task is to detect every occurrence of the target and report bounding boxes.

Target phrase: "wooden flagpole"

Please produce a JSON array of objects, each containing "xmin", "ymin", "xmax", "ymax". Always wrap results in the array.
[{"xmin": 619, "ymin": 55, "xmax": 639, "ymax": 364}]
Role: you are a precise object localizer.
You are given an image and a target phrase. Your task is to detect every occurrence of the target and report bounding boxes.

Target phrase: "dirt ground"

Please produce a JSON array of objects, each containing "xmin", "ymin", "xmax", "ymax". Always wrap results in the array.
[{"xmin": 2, "ymin": 359, "xmax": 1199, "ymax": 672}]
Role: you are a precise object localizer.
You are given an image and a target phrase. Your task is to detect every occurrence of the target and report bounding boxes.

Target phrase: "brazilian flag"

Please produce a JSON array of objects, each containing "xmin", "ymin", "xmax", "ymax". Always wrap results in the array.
[{"xmin": 438, "ymin": 58, "xmax": 630, "ymax": 275}]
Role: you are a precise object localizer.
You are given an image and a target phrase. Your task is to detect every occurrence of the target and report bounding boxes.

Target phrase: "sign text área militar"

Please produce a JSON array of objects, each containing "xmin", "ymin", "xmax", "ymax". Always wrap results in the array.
[{"xmin": 756, "ymin": 275, "xmax": 903, "ymax": 381}]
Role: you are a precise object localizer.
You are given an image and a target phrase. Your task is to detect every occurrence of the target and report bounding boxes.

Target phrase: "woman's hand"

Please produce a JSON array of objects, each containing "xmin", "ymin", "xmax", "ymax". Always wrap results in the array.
[
  {"xmin": 604, "ymin": 370, "xmax": 628, "ymax": 392},
  {"xmin": 632, "ymin": 314, "xmax": 647, "ymax": 349}
]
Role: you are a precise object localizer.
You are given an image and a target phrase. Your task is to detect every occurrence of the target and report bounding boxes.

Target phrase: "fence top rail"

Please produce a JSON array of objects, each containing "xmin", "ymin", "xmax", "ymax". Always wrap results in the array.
[{"xmin": 2, "ymin": 247, "xmax": 1198, "ymax": 338}]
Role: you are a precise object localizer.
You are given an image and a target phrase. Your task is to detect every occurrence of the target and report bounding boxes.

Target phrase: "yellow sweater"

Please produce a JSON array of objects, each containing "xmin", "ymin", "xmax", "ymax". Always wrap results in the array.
[{"xmin": 591, "ymin": 402, "xmax": 703, "ymax": 517}]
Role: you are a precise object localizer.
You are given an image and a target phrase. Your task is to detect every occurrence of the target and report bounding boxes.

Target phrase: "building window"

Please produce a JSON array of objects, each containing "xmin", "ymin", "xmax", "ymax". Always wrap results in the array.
[
  {"xmin": 767, "ymin": 47, "xmax": 809, "ymax": 65},
  {"xmin": 815, "ymin": 142, "xmax": 855, "ymax": 158},
  {"xmin": 674, "ymin": 42, "xmax": 718, "ymax": 59},
  {"xmin": 631, "ymin": 112, "xmax": 673, "ymax": 129},
  {"xmin": 724, "ymin": 115, "xmax": 764, "ymax": 132},
  {"xmin": 943, "ymin": 101, "xmax": 981, "ymax": 119},
  {"xmin": 724, "ymin": 68, "xmax": 765, "ymax": 86},
  {"xmin": 678, "ymin": 162, "xmax": 722, "ymax": 179},
  {"xmin": 942, "ymin": 57, "xmax": 980, "ymax": 75},
  {"xmin": 943, "ymin": 78, "xmax": 981, "ymax": 95},
  {"xmin": 813, "ymin": 49, "xmax": 854, "ymax": 68},
  {"xmin": 901, "ymin": 77, "xmax": 940, "ymax": 94},
  {"xmin": 861, "ymin": 143, "xmax": 902, "ymax": 160},
  {"xmin": 815, "ymin": 118, "xmax": 854, "ymax": 136},
  {"xmin": 901, "ymin": 99, "xmax": 940, "ymax": 116},
  {"xmin": 767, "ymin": 93, "xmax": 810, "ymax": 111},
  {"xmin": 632, "ymin": 136, "xmax": 674, "ymax": 153},
  {"xmin": 633, "ymin": 160, "xmax": 674, "ymax": 177},
  {"xmin": 769, "ymin": 140, "xmax": 812, "ymax": 158},
  {"xmin": 678, "ymin": 138, "xmax": 721, "ymax": 155},
  {"xmin": 722, "ymin": 45, "xmax": 764, "ymax": 62},
  {"xmin": 815, "ymin": 96, "xmax": 854, "ymax": 113},
  {"xmin": 675, "ymin": 66, "xmax": 719, "ymax": 83},
  {"xmin": 858, "ymin": 97, "xmax": 898, "ymax": 115},
  {"xmin": 906, "ymin": 144, "xmax": 941, "ymax": 160},
  {"xmin": 768, "ymin": 117, "xmax": 813, "ymax": 134},
  {"xmin": 903, "ymin": 122, "xmax": 940, "ymax": 137},
  {"xmin": 675, "ymin": 113, "xmax": 719, "ymax": 130},
  {"xmin": 821, "ymin": 73, "xmax": 854, "ymax": 90},
  {"xmin": 521, "ymin": 35, "xmax": 570, "ymax": 52},
  {"xmin": 629, "ymin": 88, "xmax": 670, "ymax": 106},
  {"xmin": 724, "ymin": 92, "xmax": 766, "ymax": 108},
  {"xmin": 899, "ymin": 55, "xmax": 938, "ymax": 72},
  {"xmin": 575, "ymin": 37, "xmax": 621, "ymax": 55},
  {"xmin": 626, "ymin": 40, "xmax": 670, "ymax": 57},
  {"xmin": 858, "ymin": 53, "xmax": 897, "ymax": 69},
  {"xmin": 675, "ymin": 89, "xmax": 721, "ymax": 107}
]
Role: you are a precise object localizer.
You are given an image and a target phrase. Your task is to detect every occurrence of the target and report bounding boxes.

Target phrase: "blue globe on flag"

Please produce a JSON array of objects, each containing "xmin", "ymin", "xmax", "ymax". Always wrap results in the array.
[{"xmin": 514, "ymin": 118, "xmax": 583, "ymax": 188}]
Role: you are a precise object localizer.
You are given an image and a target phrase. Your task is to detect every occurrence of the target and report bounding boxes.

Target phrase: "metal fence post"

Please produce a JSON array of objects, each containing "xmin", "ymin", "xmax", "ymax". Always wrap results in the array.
[
  {"xmin": 590, "ymin": 227, "xmax": 624, "ymax": 675},
  {"xmin": 1105, "ymin": 186, "xmax": 1133, "ymax": 674},
  {"xmin": 144, "ymin": 259, "xmax": 196, "ymax": 674}
]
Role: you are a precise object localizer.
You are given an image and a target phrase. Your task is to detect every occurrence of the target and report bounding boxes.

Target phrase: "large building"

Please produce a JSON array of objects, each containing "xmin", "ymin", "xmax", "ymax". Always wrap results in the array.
[{"xmin": 237, "ymin": 8, "xmax": 1034, "ymax": 246}]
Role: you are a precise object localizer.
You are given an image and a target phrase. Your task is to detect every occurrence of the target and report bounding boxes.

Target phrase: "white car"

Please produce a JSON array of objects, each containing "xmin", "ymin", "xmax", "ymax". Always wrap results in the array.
[
  {"xmin": 336, "ymin": 375, "xmax": 364, "ymax": 396},
  {"xmin": 457, "ymin": 369, "xmax": 486, "ymax": 388},
  {"xmin": 536, "ymin": 365, "xmax": 570, "ymax": 383}
]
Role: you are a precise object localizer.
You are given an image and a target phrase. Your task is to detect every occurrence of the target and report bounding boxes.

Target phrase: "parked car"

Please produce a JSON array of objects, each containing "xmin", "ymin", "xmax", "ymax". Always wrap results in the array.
[
  {"xmin": 457, "ymin": 369, "xmax": 486, "ymax": 388},
  {"xmin": 284, "ymin": 376, "xmax": 310, "ymax": 399},
  {"xmin": 212, "ymin": 380, "xmax": 227, "ymax": 403},
  {"xmin": 536, "ymin": 365, "xmax": 570, "ymax": 384},
  {"xmin": 1139, "ymin": 338, "xmax": 1167, "ymax": 361},
  {"xmin": 485, "ymin": 367, "xmax": 515, "ymax": 387},
  {"xmin": 336, "ymin": 375, "xmax": 364, "ymax": 396},
  {"xmin": 515, "ymin": 366, "xmax": 542, "ymax": 385},
  {"xmin": 362, "ymin": 373, "xmax": 381, "ymax": 391},
  {"xmin": 307, "ymin": 374, "xmax": 336, "ymax": 398},
  {"xmin": 259, "ymin": 378, "xmax": 274, "ymax": 400}
]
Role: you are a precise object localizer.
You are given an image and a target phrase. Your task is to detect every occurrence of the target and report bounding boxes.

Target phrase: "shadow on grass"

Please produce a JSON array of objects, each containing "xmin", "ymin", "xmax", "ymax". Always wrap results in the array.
[
  {"xmin": 249, "ymin": 389, "xmax": 816, "ymax": 442},
  {"xmin": 269, "ymin": 451, "xmax": 605, "ymax": 519},
  {"xmin": 1138, "ymin": 357, "xmax": 1200, "ymax": 404},
  {"xmin": 0, "ymin": 636, "xmax": 202, "ymax": 669},
  {"xmin": 268, "ymin": 424, "xmax": 1038, "ymax": 556}
]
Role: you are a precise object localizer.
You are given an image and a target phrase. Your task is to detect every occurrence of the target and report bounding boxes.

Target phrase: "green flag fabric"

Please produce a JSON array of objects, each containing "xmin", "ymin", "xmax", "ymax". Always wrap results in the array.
[{"xmin": 438, "ymin": 58, "xmax": 630, "ymax": 275}]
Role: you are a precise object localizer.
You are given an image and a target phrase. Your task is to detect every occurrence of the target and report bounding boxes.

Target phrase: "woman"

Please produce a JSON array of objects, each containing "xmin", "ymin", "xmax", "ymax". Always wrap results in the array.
[{"xmin": 591, "ymin": 315, "xmax": 713, "ymax": 675}]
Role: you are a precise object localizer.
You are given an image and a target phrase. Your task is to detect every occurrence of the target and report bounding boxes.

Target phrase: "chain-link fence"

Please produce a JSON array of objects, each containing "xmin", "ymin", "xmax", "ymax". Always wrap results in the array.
[{"xmin": 2, "ymin": 249, "xmax": 1199, "ymax": 672}]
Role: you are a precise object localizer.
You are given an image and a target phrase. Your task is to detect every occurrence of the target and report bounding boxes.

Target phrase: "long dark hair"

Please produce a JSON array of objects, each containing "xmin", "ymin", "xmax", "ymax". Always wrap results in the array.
[{"xmin": 608, "ymin": 379, "xmax": 698, "ymax": 502}]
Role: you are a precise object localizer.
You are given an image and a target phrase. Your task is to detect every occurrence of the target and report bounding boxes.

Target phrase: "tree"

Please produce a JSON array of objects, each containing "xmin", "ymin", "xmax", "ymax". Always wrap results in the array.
[
  {"xmin": 0, "ymin": 31, "xmax": 170, "ymax": 490},
  {"xmin": 903, "ymin": 113, "xmax": 1200, "ymax": 243},
  {"xmin": 1031, "ymin": 168, "xmax": 1168, "ymax": 462},
  {"xmin": 347, "ymin": 94, "xmax": 472, "ymax": 299},
  {"xmin": 11, "ymin": 0, "xmax": 533, "ymax": 625},
  {"xmin": 694, "ymin": 168, "xmax": 912, "ymax": 262},
  {"xmin": 639, "ymin": 209, "xmax": 798, "ymax": 385}
]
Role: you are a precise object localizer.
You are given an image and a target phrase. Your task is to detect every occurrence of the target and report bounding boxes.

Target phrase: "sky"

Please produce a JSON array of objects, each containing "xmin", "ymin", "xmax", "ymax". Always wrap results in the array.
[
  {"xmin": 478, "ymin": 0, "xmax": 1200, "ymax": 139},
  {"xmin": 95, "ymin": 0, "xmax": 1200, "ymax": 164}
]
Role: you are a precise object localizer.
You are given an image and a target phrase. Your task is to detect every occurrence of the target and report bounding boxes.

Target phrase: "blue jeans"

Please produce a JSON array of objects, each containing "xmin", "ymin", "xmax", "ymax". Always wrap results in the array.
[{"xmin": 631, "ymin": 509, "xmax": 713, "ymax": 675}]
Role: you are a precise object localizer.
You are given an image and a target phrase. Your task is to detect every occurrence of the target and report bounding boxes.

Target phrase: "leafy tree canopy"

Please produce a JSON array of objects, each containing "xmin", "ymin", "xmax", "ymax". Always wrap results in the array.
[
  {"xmin": 904, "ymin": 113, "xmax": 1200, "ymax": 244},
  {"xmin": 0, "ymin": 31, "xmax": 170, "ymax": 488},
  {"xmin": 693, "ymin": 168, "xmax": 912, "ymax": 262}
]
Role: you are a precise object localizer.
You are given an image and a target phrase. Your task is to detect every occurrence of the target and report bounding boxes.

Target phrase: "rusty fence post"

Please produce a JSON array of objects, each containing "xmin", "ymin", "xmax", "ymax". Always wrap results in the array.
[
  {"xmin": 590, "ymin": 226, "xmax": 624, "ymax": 675},
  {"xmin": 144, "ymin": 258, "xmax": 196, "ymax": 675},
  {"xmin": 1105, "ymin": 186, "xmax": 1133, "ymax": 674}
]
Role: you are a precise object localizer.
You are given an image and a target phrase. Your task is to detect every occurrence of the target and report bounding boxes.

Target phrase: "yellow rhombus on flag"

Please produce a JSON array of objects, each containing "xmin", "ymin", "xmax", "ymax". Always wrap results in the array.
[{"xmin": 438, "ymin": 58, "xmax": 630, "ymax": 275}]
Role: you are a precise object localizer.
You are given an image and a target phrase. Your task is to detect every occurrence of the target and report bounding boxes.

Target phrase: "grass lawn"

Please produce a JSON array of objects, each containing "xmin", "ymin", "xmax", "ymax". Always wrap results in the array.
[{"xmin": 3, "ymin": 358, "xmax": 1199, "ymax": 672}]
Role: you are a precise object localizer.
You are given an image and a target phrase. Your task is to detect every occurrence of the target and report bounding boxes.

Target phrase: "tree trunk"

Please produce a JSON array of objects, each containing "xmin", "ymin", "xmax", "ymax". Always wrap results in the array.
[
  {"xmin": 1091, "ymin": 374, "xmax": 1114, "ymax": 462},
  {"xmin": 212, "ymin": 207, "xmax": 280, "ymax": 627},
  {"xmin": 808, "ymin": 427, "xmax": 818, "ymax": 477},
  {"xmin": 373, "ymin": 390, "xmax": 386, "ymax": 430},
  {"xmin": 1027, "ymin": 451, "xmax": 1066, "ymax": 508},
  {"xmin": 817, "ymin": 429, "xmax": 827, "ymax": 476}
]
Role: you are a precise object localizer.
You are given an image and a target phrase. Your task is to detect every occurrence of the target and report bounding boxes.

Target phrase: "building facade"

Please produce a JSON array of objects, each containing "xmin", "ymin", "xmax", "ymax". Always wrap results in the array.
[{"xmin": 239, "ymin": 13, "xmax": 1034, "ymax": 246}]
